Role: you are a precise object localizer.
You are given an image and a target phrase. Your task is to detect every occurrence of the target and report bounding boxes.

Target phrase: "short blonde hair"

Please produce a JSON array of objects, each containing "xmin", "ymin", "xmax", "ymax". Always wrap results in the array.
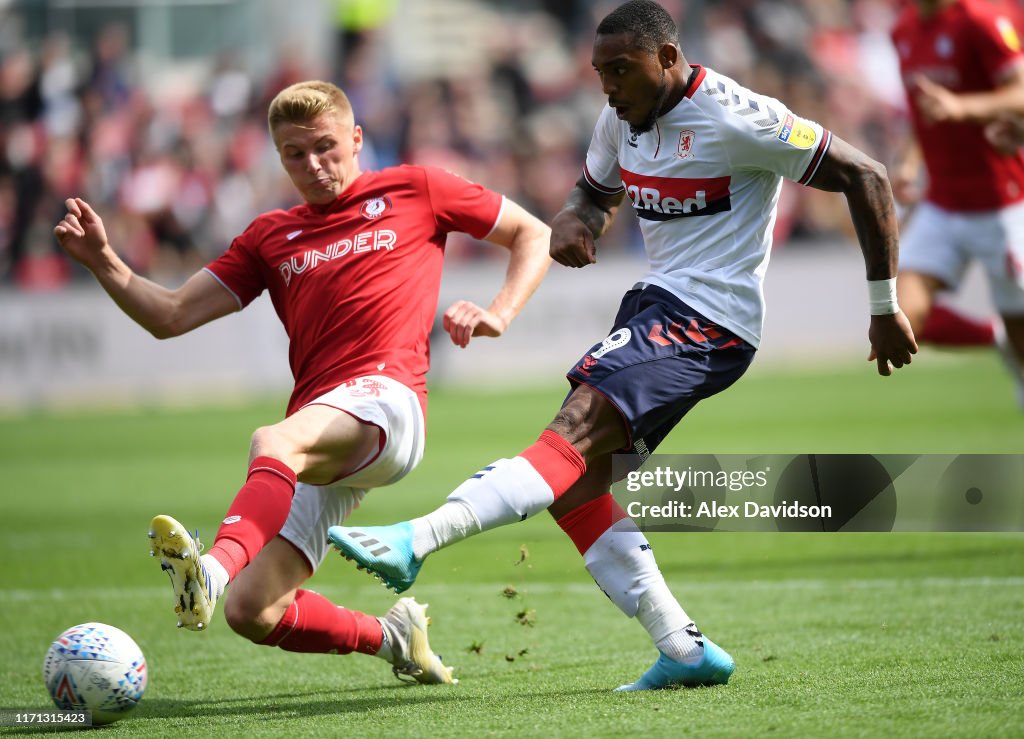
[{"xmin": 267, "ymin": 80, "xmax": 354, "ymax": 133}]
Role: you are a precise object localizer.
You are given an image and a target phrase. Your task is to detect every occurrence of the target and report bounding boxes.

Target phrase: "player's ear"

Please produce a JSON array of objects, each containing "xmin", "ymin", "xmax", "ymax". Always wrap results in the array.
[
  {"xmin": 658, "ymin": 43, "xmax": 679, "ymax": 69},
  {"xmin": 352, "ymin": 125, "xmax": 363, "ymax": 154}
]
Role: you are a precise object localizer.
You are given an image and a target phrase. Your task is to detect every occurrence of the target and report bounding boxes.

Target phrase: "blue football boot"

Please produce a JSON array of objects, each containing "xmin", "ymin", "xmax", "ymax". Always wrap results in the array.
[
  {"xmin": 614, "ymin": 638, "xmax": 735, "ymax": 691},
  {"xmin": 328, "ymin": 521, "xmax": 422, "ymax": 593}
]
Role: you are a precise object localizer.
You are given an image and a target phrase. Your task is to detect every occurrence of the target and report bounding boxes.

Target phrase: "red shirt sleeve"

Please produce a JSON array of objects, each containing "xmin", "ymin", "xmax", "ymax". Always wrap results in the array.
[
  {"xmin": 203, "ymin": 219, "xmax": 267, "ymax": 308},
  {"xmin": 969, "ymin": 3, "xmax": 1024, "ymax": 81},
  {"xmin": 421, "ymin": 166, "xmax": 504, "ymax": 239}
]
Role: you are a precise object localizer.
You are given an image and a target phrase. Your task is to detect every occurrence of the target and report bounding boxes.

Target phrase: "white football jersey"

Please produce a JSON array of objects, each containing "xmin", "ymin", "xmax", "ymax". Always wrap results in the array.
[{"xmin": 583, "ymin": 65, "xmax": 832, "ymax": 347}]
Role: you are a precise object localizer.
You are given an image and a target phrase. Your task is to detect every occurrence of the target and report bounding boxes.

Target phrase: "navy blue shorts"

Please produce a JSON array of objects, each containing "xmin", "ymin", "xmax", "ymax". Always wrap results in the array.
[{"xmin": 565, "ymin": 284, "xmax": 756, "ymax": 459}]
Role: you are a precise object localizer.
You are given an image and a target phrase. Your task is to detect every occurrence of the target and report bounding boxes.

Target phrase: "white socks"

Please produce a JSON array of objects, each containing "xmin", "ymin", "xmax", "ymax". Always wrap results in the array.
[
  {"xmin": 200, "ymin": 553, "xmax": 229, "ymax": 602},
  {"xmin": 407, "ymin": 453, "xmax": 709, "ymax": 666},
  {"xmin": 375, "ymin": 621, "xmax": 394, "ymax": 663},
  {"xmin": 410, "ymin": 457, "xmax": 556, "ymax": 559},
  {"xmin": 581, "ymin": 518, "xmax": 662, "ymax": 617},
  {"xmin": 581, "ymin": 521, "xmax": 704, "ymax": 664},
  {"xmin": 411, "ymin": 500, "xmax": 480, "ymax": 560},
  {"xmin": 636, "ymin": 581, "xmax": 704, "ymax": 664}
]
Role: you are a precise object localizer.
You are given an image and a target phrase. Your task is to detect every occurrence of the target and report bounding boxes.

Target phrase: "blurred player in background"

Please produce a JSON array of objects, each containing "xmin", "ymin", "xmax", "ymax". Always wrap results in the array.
[
  {"xmin": 53, "ymin": 80, "xmax": 550, "ymax": 684},
  {"xmin": 328, "ymin": 0, "xmax": 916, "ymax": 691},
  {"xmin": 891, "ymin": 0, "xmax": 1024, "ymax": 406}
]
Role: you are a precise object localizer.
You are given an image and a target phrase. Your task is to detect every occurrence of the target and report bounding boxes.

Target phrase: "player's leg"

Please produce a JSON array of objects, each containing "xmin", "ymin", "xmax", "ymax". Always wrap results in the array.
[
  {"xmin": 897, "ymin": 201, "xmax": 983, "ymax": 344},
  {"xmin": 544, "ymin": 303, "xmax": 752, "ymax": 689},
  {"xmin": 332, "ymin": 287, "xmax": 752, "ymax": 689},
  {"xmin": 920, "ymin": 302, "xmax": 996, "ymax": 346},
  {"xmin": 900, "ymin": 269, "xmax": 994, "ymax": 347},
  {"xmin": 973, "ymin": 200, "xmax": 1024, "ymax": 407},
  {"xmin": 228, "ymin": 382, "xmax": 451, "ymax": 683},
  {"xmin": 328, "ymin": 383, "xmax": 623, "ymax": 591},
  {"xmin": 149, "ymin": 378, "xmax": 398, "ymax": 631},
  {"xmin": 997, "ymin": 316, "xmax": 1024, "ymax": 407},
  {"xmin": 549, "ymin": 457, "xmax": 733, "ymax": 690},
  {"xmin": 225, "ymin": 533, "xmax": 453, "ymax": 684},
  {"xmin": 203, "ymin": 402, "xmax": 382, "ymax": 577},
  {"xmin": 900, "ymin": 265, "xmax": 996, "ymax": 347},
  {"xmin": 328, "ymin": 286, "xmax": 751, "ymax": 599},
  {"xmin": 198, "ymin": 376, "xmax": 450, "ymax": 683},
  {"xmin": 325, "ymin": 293, "xmax": 667, "ymax": 588},
  {"xmin": 412, "ymin": 384, "xmax": 625, "ymax": 541},
  {"xmin": 896, "ymin": 270, "xmax": 941, "ymax": 337}
]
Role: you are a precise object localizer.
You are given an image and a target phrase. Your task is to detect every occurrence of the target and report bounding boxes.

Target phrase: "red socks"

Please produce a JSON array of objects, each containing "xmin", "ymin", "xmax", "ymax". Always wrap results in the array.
[
  {"xmin": 520, "ymin": 430, "xmax": 587, "ymax": 499},
  {"xmin": 207, "ymin": 456, "xmax": 296, "ymax": 581},
  {"xmin": 258, "ymin": 589, "xmax": 382, "ymax": 655},
  {"xmin": 555, "ymin": 493, "xmax": 629, "ymax": 554},
  {"xmin": 920, "ymin": 305, "xmax": 995, "ymax": 347}
]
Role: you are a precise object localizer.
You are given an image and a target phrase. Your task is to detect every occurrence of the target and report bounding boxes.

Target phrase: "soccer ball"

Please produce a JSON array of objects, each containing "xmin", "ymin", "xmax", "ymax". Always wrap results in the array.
[{"xmin": 42, "ymin": 623, "xmax": 148, "ymax": 725}]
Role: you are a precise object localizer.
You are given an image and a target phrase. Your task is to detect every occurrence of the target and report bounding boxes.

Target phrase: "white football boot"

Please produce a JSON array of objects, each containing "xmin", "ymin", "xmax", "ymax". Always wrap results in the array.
[{"xmin": 381, "ymin": 597, "xmax": 456, "ymax": 684}]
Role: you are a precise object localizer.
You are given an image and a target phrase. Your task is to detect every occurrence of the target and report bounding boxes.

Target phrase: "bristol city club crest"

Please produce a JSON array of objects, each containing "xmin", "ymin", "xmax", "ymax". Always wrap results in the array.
[
  {"xmin": 360, "ymin": 196, "xmax": 392, "ymax": 219},
  {"xmin": 676, "ymin": 130, "xmax": 696, "ymax": 160}
]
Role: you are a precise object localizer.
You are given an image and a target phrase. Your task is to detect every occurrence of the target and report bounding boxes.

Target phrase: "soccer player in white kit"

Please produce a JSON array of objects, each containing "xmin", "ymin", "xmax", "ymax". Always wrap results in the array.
[
  {"xmin": 329, "ymin": 0, "xmax": 918, "ymax": 690},
  {"xmin": 54, "ymin": 80, "xmax": 552, "ymax": 685}
]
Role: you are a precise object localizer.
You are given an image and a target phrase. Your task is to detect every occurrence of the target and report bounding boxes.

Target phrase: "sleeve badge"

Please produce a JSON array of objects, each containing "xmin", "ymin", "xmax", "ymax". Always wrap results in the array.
[{"xmin": 776, "ymin": 114, "xmax": 817, "ymax": 150}]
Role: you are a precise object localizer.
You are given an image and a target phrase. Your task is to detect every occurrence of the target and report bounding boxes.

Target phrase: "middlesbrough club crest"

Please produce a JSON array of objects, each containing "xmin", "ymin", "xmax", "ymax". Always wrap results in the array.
[
  {"xmin": 360, "ymin": 196, "xmax": 392, "ymax": 219},
  {"xmin": 676, "ymin": 130, "xmax": 695, "ymax": 160}
]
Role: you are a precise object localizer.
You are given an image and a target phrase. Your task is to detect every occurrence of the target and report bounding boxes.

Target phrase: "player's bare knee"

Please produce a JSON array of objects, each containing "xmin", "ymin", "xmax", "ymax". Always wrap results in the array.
[
  {"xmin": 548, "ymin": 387, "xmax": 627, "ymax": 460},
  {"xmin": 249, "ymin": 425, "xmax": 294, "ymax": 465},
  {"xmin": 223, "ymin": 588, "xmax": 277, "ymax": 642}
]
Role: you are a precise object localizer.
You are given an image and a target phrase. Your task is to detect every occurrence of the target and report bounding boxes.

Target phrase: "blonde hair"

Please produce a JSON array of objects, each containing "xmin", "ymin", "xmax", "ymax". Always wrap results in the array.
[{"xmin": 267, "ymin": 80, "xmax": 354, "ymax": 133}]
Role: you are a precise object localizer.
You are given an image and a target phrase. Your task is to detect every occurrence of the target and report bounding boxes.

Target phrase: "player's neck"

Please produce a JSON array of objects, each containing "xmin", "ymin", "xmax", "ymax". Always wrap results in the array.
[
  {"xmin": 659, "ymin": 54, "xmax": 693, "ymax": 119},
  {"xmin": 343, "ymin": 168, "xmax": 364, "ymax": 195}
]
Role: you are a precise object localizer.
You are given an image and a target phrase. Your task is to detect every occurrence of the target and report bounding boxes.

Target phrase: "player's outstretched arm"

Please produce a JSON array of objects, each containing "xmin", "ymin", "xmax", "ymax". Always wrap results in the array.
[
  {"xmin": 914, "ymin": 66, "xmax": 1024, "ymax": 125},
  {"xmin": 442, "ymin": 198, "xmax": 551, "ymax": 348},
  {"xmin": 54, "ymin": 197, "xmax": 239, "ymax": 339},
  {"xmin": 803, "ymin": 137, "xmax": 918, "ymax": 376},
  {"xmin": 549, "ymin": 178, "xmax": 624, "ymax": 268}
]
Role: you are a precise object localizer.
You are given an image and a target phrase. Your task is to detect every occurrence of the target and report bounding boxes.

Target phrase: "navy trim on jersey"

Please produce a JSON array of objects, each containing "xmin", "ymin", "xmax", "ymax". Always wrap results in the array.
[
  {"xmin": 798, "ymin": 129, "xmax": 833, "ymax": 185},
  {"xmin": 584, "ymin": 162, "xmax": 625, "ymax": 194}
]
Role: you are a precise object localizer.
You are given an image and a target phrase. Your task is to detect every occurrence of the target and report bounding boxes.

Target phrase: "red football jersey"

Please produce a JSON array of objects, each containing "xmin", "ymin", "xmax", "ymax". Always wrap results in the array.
[
  {"xmin": 892, "ymin": 0, "xmax": 1024, "ymax": 210},
  {"xmin": 205, "ymin": 165, "xmax": 503, "ymax": 416}
]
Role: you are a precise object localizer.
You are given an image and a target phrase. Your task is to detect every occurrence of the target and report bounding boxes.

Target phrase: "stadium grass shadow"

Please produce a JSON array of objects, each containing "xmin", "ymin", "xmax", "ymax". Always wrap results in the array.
[{"xmin": 135, "ymin": 687, "xmax": 611, "ymax": 720}]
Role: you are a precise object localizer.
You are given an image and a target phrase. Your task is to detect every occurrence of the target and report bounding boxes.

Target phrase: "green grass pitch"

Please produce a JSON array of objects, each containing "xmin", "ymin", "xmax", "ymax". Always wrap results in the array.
[{"xmin": 1, "ymin": 351, "xmax": 1022, "ymax": 737}]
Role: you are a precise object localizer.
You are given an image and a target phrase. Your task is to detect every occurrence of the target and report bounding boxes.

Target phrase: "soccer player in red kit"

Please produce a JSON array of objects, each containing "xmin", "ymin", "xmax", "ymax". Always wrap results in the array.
[
  {"xmin": 892, "ymin": 0, "xmax": 1024, "ymax": 406},
  {"xmin": 53, "ymin": 81, "xmax": 551, "ymax": 683}
]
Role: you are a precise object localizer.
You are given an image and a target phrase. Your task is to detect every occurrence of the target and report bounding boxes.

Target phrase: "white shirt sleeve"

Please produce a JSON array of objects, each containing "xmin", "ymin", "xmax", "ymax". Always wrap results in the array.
[
  {"xmin": 582, "ymin": 106, "xmax": 625, "ymax": 194},
  {"xmin": 715, "ymin": 85, "xmax": 832, "ymax": 185}
]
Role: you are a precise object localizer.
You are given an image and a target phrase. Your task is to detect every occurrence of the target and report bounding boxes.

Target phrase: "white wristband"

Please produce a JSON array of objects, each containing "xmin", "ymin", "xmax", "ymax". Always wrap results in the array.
[{"xmin": 868, "ymin": 278, "xmax": 900, "ymax": 316}]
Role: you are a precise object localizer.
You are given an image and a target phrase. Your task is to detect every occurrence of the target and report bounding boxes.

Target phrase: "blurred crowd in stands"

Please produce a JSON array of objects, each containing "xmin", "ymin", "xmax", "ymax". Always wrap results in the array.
[{"xmin": 1, "ymin": 0, "xmax": 909, "ymax": 290}]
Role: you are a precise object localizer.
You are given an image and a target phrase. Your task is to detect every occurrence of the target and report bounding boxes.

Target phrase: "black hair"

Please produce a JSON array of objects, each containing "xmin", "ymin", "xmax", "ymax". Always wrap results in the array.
[{"xmin": 596, "ymin": 0, "xmax": 679, "ymax": 53}]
